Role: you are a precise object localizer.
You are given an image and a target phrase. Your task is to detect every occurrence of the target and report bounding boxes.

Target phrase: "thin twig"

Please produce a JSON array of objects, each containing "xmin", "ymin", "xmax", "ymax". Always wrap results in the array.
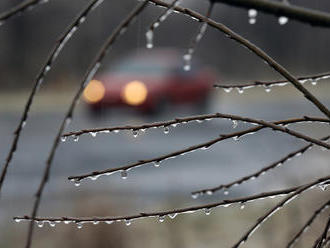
[
  {"xmin": 0, "ymin": 0, "xmax": 104, "ymax": 194},
  {"xmin": 314, "ymin": 215, "xmax": 330, "ymax": 248},
  {"xmin": 286, "ymin": 199, "xmax": 330, "ymax": 248},
  {"xmin": 62, "ymin": 115, "xmax": 329, "ymax": 138},
  {"xmin": 148, "ymin": 0, "xmax": 330, "ymax": 118},
  {"xmin": 67, "ymin": 114, "xmax": 329, "ymax": 183},
  {"xmin": 193, "ymin": 135, "xmax": 330, "ymax": 197},
  {"xmin": 23, "ymin": 2, "xmax": 148, "ymax": 248},
  {"xmin": 14, "ymin": 184, "xmax": 301, "ymax": 224},
  {"xmin": 214, "ymin": 71, "xmax": 330, "ymax": 90},
  {"xmin": 211, "ymin": 0, "xmax": 330, "ymax": 28},
  {"xmin": 0, "ymin": 0, "xmax": 49, "ymax": 25},
  {"xmin": 232, "ymin": 175, "xmax": 330, "ymax": 248}
]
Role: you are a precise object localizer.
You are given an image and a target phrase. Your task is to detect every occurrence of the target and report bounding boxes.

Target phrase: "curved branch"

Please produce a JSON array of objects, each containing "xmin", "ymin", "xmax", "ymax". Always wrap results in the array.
[
  {"xmin": 212, "ymin": 0, "xmax": 330, "ymax": 28},
  {"xmin": 14, "ymin": 184, "xmax": 301, "ymax": 225},
  {"xmin": 232, "ymin": 175, "xmax": 330, "ymax": 248},
  {"xmin": 149, "ymin": 0, "xmax": 330, "ymax": 118},
  {"xmin": 67, "ymin": 115, "xmax": 329, "ymax": 183},
  {"xmin": 0, "ymin": 0, "xmax": 49, "ymax": 25},
  {"xmin": 214, "ymin": 71, "xmax": 330, "ymax": 91},
  {"xmin": 23, "ymin": 2, "xmax": 149, "ymax": 248},
  {"xmin": 287, "ymin": 199, "xmax": 330, "ymax": 248},
  {"xmin": 192, "ymin": 135, "xmax": 330, "ymax": 197},
  {"xmin": 0, "ymin": 0, "xmax": 104, "ymax": 194}
]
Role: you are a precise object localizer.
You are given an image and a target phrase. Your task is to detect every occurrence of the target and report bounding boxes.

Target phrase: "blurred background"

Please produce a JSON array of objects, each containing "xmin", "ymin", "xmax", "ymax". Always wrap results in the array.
[{"xmin": 0, "ymin": 0, "xmax": 329, "ymax": 247}]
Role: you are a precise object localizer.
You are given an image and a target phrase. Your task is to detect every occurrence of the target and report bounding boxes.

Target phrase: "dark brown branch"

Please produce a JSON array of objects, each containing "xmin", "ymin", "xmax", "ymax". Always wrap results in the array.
[
  {"xmin": 286, "ymin": 199, "xmax": 330, "ymax": 248},
  {"xmin": 14, "ymin": 184, "xmax": 301, "ymax": 225},
  {"xmin": 62, "ymin": 115, "xmax": 329, "ymax": 139},
  {"xmin": 149, "ymin": 0, "xmax": 330, "ymax": 118},
  {"xmin": 214, "ymin": 71, "xmax": 330, "ymax": 90},
  {"xmin": 211, "ymin": 0, "xmax": 330, "ymax": 28},
  {"xmin": 314, "ymin": 215, "xmax": 330, "ymax": 248},
  {"xmin": 68, "ymin": 115, "xmax": 329, "ymax": 183},
  {"xmin": 0, "ymin": 0, "xmax": 48, "ymax": 25},
  {"xmin": 0, "ymin": 0, "xmax": 103, "ymax": 194},
  {"xmin": 232, "ymin": 175, "xmax": 330, "ymax": 248},
  {"xmin": 192, "ymin": 135, "xmax": 330, "ymax": 197},
  {"xmin": 23, "ymin": 2, "xmax": 148, "ymax": 248}
]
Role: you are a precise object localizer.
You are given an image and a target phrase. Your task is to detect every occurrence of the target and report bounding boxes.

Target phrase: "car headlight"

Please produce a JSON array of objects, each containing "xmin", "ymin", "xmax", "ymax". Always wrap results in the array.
[
  {"xmin": 83, "ymin": 80, "xmax": 105, "ymax": 104},
  {"xmin": 122, "ymin": 81, "xmax": 148, "ymax": 106}
]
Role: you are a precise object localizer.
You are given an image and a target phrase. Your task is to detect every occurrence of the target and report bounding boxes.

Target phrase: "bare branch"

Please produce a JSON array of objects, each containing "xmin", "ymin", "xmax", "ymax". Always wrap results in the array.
[
  {"xmin": 286, "ymin": 199, "xmax": 330, "ymax": 248},
  {"xmin": 232, "ymin": 175, "xmax": 330, "ymax": 248},
  {"xmin": 214, "ymin": 71, "xmax": 330, "ymax": 93},
  {"xmin": 62, "ymin": 115, "xmax": 329, "ymax": 139},
  {"xmin": 0, "ymin": 0, "xmax": 104, "ymax": 194},
  {"xmin": 67, "ymin": 114, "xmax": 329, "ymax": 183},
  {"xmin": 211, "ymin": 0, "xmax": 330, "ymax": 28},
  {"xmin": 0, "ymin": 0, "xmax": 49, "ymax": 26},
  {"xmin": 23, "ymin": 2, "xmax": 149, "ymax": 248},
  {"xmin": 148, "ymin": 0, "xmax": 330, "ymax": 118},
  {"xmin": 14, "ymin": 184, "xmax": 301, "ymax": 226},
  {"xmin": 192, "ymin": 135, "xmax": 330, "ymax": 197},
  {"xmin": 313, "ymin": 215, "xmax": 330, "ymax": 248}
]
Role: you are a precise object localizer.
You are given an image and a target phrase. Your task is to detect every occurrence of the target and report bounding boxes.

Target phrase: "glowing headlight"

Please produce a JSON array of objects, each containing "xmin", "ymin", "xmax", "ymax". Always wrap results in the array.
[
  {"xmin": 122, "ymin": 81, "xmax": 148, "ymax": 106},
  {"xmin": 83, "ymin": 80, "xmax": 105, "ymax": 103}
]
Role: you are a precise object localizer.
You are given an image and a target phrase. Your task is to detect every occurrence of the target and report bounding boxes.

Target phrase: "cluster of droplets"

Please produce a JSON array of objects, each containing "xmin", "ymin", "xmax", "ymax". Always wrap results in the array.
[
  {"xmin": 217, "ymin": 73, "xmax": 330, "ymax": 94},
  {"xmin": 248, "ymin": 9, "xmax": 258, "ymax": 24},
  {"xmin": 145, "ymin": 0, "xmax": 181, "ymax": 49}
]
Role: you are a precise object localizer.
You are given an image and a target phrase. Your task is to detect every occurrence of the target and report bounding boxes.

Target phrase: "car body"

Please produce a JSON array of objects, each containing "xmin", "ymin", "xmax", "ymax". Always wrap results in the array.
[{"xmin": 83, "ymin": 48, "xmax": 217, "ymax": 115}]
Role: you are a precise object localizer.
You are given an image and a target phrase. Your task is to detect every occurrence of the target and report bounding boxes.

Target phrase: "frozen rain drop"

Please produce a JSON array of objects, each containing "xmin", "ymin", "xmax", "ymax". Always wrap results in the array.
[
  {"xmin": 49, "ymin": 221, "xmax": 56, "ymax": 227},
  {"xmin": 153, "ymin": 161, "xmax": 161, "ymax": 168},
  {"xmin": 191, "ymin": 193, "xmax": 199, "ymax": 199},
  {"xmin": 158, "ymin": 216, "xmax": 165, "ymax": 222},
  {"xmin": 132, "ymin": 130, "xmax": 138, "ymax": 138},
  {"xmin": 73, "ymin": 135, "xmax": 79, "ymax": 142},
  {"xmin": 125, "ymin": 219, "xmax": 131, "ymax": 226},
  {"xmin": 232, "ymin": 120, "xmax": 238, "ymax": 129},
  {"xmin": 121, "ymin": 170, "xmax": 128, "ymax": 179},
  {"xmin": 76, "ymin": 222, "xmax": 83, "ymax": 229},
  {"xmin": 224, "ymin": 190, "xmax": 229, "ymax": 195},
  {"xmin": 183, "ymin": 53, "xmax": 192, "ymax": 71},
  {"xmin": 248, "ymin": 9, "xmax": 257, "ymax": 18},
  {"xmin": 37, "ymin": 221, "xmax": 44, "ymax": 228},
  {"xmin": 224, "ymin": 87, "xmax": 232, "ymax": 93},
  {"xmin": 206, "ymin": 190, "xmax": 213, "ymax": 195},
  {"xmin": 265, "ymin": 86, "xmax": 271, "ymax": 93},
  {"xmin": 240, "ymin": 204, "xmax": 245, "ymax": 210},
  {"xmin": 311, "ymin": 80, "xmax": 317, "ymax": 86},
  {"xmin": 237, "ymin": 87, "xmax": 244, "ymax": 94},
  {"xmin": 233, "ymin": 136, "xmax": 239, "ymax": 142},
  {"xmin": 163, "ymin": 126, "xmax": 170, "ymax": 134},
  {"xmin": 14, "ymin": 219, "xmax": 21, "ymax": 223},
  {"xmin": 61, "ymin": 136, "xmax": 67, "ymax": 142},
  {"xmin": 90, "ymin": 132, "xmax": 97, "ymax": 137},
  {"xmin": 204, "ymin": 208, "xmax": 211, "ymax": 215},
  {"xmin": 146, "ymin": 30, "xmax": 154, "ymax": 49},
  {"xmin": 74, "ymin": 180, "xmax": 81, "ymax": 187},
  {"xmin": 278, "ymin": 16, "xmax": 289, "ymax": 25}
]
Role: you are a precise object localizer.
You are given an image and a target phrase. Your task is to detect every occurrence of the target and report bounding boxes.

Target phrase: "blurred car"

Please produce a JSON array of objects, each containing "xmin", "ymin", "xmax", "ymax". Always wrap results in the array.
[{"xmin": 83, "ymin": 48, "xmax": 217, "ymax": 116}]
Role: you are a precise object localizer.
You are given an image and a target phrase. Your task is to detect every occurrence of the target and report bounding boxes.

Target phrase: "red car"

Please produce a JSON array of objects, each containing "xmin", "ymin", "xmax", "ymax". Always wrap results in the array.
[{"xmin": 83, "ymin": 48, "xmax": 217, "ymax": 115}]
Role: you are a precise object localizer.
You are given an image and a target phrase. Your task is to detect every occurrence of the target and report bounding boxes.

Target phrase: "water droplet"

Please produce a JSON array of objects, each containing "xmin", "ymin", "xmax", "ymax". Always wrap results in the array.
[
  {"xmin": 232, "ymin": 120, "xmax": 238, "ymax": 129},
  {"xmin": 168, "ymin": 213, "xmax": 177, "ymax": 219},
  {"xmin": 278, "ymin": 16, "xmax": 289, "ymax": 25},
  {"xmin": 79, "ymin": 16, "xmax": 86, "ymax": 24},
  {"xmin": 224, "ymin": 87, "xmax": 232, "ymax": 93},
  {"xmin": 121, "ymin": 170, "xmax": 128, "ymax": 179},
  {"xmin": 61, "ymin": 136, "xmax": 67, "ymax": 142},
  {"xmin": 240, "ymin": 204, "xmax": 245, "ymax": 210},
  {"xmin": 224, "ymin": 190, "xmax": 229, "ymax": 195},
  {"xmin": 93, "ymin": 220, "xmax": 100, "ymax": 225},
  {"xmin": 74, "ymin": 180, "xmax": 81, "ymax": 187},
  {"xmin": 153, "ymin": 161, "xmax": 161, "ymax": 168},
  {"xmin": 90, "ymin": 132, "xmax": 97, "ymax": 137},
  {"xmin": 191, "ymin": 193, "xmax": 199, "ymax": 199},
  {"xmin": 64, "ymin": 220, "xmax": 71, "ymax": 224},
  {"xmin": 196, "ymin": 119, "xmax": 204, "ymax": 123},
  {"xmin": 237, "ymin": 87, "xmax": 244, "ymax": 94},
  {"xmin": 163, "ymin": 126, "xmax": 170, "ymax": 134},
  {"xmin": 76, "ymin": 222, "xmax": 83, "ymax": 229},
  {"xmin": 14, "ymin": 219, "xmax": 21, "ymax": 223},
  {"xmin": 248, "ymin": 9, "xmax": 257, "ymax": 18},
  {"xmin": 90, "ymin": 175, "xmax": 99, "ymax": 181},
  {"xmin": 105, "ymin": 220, "xmax": 114, "ymax": 224},
  {"xmin": 73, "ymin": 135, "xmax": 79, "ymax": 142},
  {"xmin": 49, "ymin": 221, "xmax": 56, "ymax": 227},
  {"xmin": 146, "ymin": 30, "xmax": 154, "ymax": 49},
  {"xmin": 37, "ymin": 221, "xmax": 44, "ymax": 228},
  {"xmin": 311, "ymin": 80, "xmax": 317, "ymax": 86},
  {"xmin": 206, "ymin": 190, "xmax": 213, "ymax": 195},
  {"xmin": 45, "ymin": 65, "xmax": 51, "ymax": 72},
  {"xmin": 233, "ymin": 136, "xmax": 239, "ymax": 142},
  {"xmin": 113, "ymin": 130, "xmax": 120, "ymax": 133},
  {"xmin": 125, "ymin": 219, "xmax": 131, "ymax": 226},
  {"xmin": 183, "ymin": 53, "xmax": 192, "ymax": 71},
  {"xmin": 201, "ymin": 146, "xmax": 210, "ymax": 150},
  {"xmin": 265, "ymin": 86, "xmax": 271, "ymax": 93},
  {"xmin": 249, "ymin": 18, "xmax": 256, "ymax": 25},
  {"xmin": 158, "ymin": 216, "xmax": 165, "ymax": 222},
  {"xmin": 204, "ymin": 208, "xmax": 211, "ymax": 215},
  {"xmin": 22, "ymin": 121, "xmax": 27, "ymax": 128},
  {"xmin": 132, "ymin": 130, "xmax": 138, "ymax": 138}
]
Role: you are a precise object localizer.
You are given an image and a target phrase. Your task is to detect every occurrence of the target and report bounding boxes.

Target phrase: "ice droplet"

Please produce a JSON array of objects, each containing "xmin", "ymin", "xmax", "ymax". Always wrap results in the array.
[
  {"xmin": 224, "ymin": 87, "xmax": 232, "ymax": 93},
  {"xmin": 163, "ymin": 126, "xmax": 170, "ymax": 134},
  {"xmin": 191, "ymin": 193, "xmax": 199, "ymax": 199},
  {"xmin": 240, "ymin": 204, "xmax": 245, "ymax": 210},
  {"xmin": 233, "ymin": 136, "xmax": 239, "ymax": 142},
  {"xmin": 232, "ymin": 120, "xmax": 238, "ymax": 129},
  {"xmin": 49, "ymin": 221, "xmax": 56, "ymax": 227},
  {"xmin": 125, "ymin": 219, "xmax": 131, "ymax": 226},
  {"xmin": 249, "ymin": 18, "xmax": 256, "ymax": 25},
  {"xmin": 105, "ymin": 220, "xmax": 114, "ymax": 224},
  {"xmin": 146, "ymin": 30, "xmax": 154, "ymax": 49},
  {"xmin": 37, "ymin": 221, "xmax": 44, "ymax": 228},
  {"xmin": 224, "ymin": 190, "xmax": 229, "ymax": 195},
  {"xmin": 90, "ymin": 132, "xmax": 97, "ymax": 137},
  {"xmin": 183, "ymin": 53, "xmax": 192, "ymax": 71},
  {"xmin": 73, "ymin": 135, "xmax": 79, "ymax": 142},
  {"xmin": 204, "ymin": 208, "xmax": 211, "ymax": 215},
  {"xmin": 14, "ymin": 219, "xmax": 21, "ymax": 223},
  {"xmin": 74, "ymin": 180, "xmax": 81, "ymax": 187},
  {"xmin": 248, "ymin": 9, "xmax": 257, "ymax": 18},
  {"xmin": 153, "ymin": 161, "xmax": 161, "ymax": 168},
  {"xmin": 93, "ymin": 220, "xmax": 100, "ymax": 225},
  {"xmin": 278, "ymin": 16, "xmax": 289, "ymax": 25},
  {"xmin": 237, "ymin": 88, "xmax": 244, "ymax": 94},
  {"xmin": 132, "ymin": 130, "xmax": 138, "ymax": 138},
  {"xmin": 265, "ymin": 86, "xmax": 271, "ymax": 93},
  {"xmin": 61, "ymin": 136, "xmax": 67, "ymax": 142},
  {"xmin": 76, "ymin": 222, "xmax": 83, "ymax": 229},
  {"xmin": 311, "ymin": 80, "xmax": 317, "ymax": 86},
  {"xmin": 158, "ymin": 216, "xmax": 165, "ymax": 222},
  {"xmin": 121, "ymin": 170, "xmax": 128, "ymax": 179}
]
